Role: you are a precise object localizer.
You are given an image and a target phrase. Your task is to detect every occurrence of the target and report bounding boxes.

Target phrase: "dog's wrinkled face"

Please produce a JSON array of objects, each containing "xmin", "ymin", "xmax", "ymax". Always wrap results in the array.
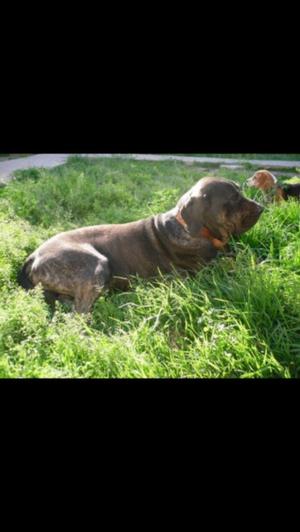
[
  {"xmin": 177, "ymin": 177, "xmax": 264, "ymax": 240},
  {"xmin": 247, "ymin": 170, "xmax": 277, "ymax": 191}
]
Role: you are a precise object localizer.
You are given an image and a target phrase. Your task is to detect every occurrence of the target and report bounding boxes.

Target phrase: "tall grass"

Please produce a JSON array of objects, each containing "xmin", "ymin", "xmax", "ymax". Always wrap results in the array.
[{"xmin": 0, "ymin": 156, "xmax": 299, "ymax": 377}]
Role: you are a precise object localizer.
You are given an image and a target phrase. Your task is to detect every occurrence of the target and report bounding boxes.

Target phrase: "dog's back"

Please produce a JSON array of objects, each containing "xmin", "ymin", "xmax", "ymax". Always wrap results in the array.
[{"xmin": 280, "ymin": 183, "xmax": 300, "ymax": 200}]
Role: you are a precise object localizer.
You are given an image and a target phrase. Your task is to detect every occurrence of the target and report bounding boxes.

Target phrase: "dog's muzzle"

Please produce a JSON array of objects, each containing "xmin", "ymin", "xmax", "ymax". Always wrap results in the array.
[{"xmin": 246, "ymin": 177, "xmax": 255, "ymax": 187}]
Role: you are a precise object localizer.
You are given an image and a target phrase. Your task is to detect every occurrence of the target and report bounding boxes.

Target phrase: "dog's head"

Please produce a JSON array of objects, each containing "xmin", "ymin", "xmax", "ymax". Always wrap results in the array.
[
  {"xmin": 176, "ymin": 177, "xmax": 264, "ymax": 241},
  {"xmin": 246, "ymin": 170, "xmax": 277, "ymax": 191}
]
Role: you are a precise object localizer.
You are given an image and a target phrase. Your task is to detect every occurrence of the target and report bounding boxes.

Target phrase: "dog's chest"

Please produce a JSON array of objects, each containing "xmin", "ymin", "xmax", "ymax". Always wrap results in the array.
[{"xmin": 172, "ymin": 243, "xmax": 218, "ymax": 270}]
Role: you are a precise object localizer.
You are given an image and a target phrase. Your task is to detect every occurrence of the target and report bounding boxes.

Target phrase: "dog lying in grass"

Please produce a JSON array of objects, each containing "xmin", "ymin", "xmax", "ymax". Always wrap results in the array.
[
  {"xmin": 247, "ymin": 169, "xmax": 300, "ymax": 201},
  {"xmin": 18, "ymin": 177, "xmax": 264, "ymax": 313}
]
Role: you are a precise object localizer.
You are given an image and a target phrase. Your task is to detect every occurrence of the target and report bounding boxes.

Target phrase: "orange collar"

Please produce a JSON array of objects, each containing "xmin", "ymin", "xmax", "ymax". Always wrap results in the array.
[{"xmin": 175, "ymin": 211, "xmax": 226, "ymax": 249}]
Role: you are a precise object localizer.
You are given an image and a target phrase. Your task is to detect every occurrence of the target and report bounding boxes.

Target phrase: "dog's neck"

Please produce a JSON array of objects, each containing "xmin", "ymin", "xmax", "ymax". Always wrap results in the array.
[
  {"xmin": 175, "ymin": 210, "xmax": 226, "ymax": 249},
  {"xmin": 256, "ymin": 183, "xmax": 284, "ymax": 202}
]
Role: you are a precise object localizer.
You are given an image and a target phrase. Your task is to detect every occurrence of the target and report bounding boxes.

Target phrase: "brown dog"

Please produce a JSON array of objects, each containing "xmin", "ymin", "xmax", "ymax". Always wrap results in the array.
[
  {"xmin": 247, "ymin": 169, "xmax": 300, "ymax": 201},
  {"xmin": 18, "ymin": 177, "xmax": 264, "ymax": 313}
]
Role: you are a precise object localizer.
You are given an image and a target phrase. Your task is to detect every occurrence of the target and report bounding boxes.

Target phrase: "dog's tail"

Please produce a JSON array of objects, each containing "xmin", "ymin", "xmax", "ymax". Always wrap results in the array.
[{"xmin": 17, "ymin": 256, "xmax": 35, "ymax": 290}]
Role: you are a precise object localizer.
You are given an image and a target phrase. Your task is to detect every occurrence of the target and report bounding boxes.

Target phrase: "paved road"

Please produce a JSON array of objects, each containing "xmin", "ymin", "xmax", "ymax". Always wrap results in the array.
[
  {"xmin": 1, "ymin": 153, "xmax": 299, "ymax": 184},
  {"xmin": 0, "ymin": 154, "xmax": 69, "ymax": 185}
]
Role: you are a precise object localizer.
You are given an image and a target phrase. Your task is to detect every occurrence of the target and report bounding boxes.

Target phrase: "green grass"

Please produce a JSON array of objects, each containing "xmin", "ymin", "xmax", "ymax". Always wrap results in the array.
[{"xmin": 0, "ymin": 156, "xmax": 300, "ymax": 378}]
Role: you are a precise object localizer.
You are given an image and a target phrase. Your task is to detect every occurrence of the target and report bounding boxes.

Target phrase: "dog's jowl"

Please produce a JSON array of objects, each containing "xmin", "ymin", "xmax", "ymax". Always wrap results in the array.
[{"xmin": 18, "ymin": 177, "xmax": 264, "ymax": 313}]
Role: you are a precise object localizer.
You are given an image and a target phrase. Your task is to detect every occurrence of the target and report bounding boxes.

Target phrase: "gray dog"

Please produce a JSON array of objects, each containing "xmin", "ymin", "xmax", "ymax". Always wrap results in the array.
[{"xmin": 18, "ymin": 177, "xmax": 264, "ymax": 312}]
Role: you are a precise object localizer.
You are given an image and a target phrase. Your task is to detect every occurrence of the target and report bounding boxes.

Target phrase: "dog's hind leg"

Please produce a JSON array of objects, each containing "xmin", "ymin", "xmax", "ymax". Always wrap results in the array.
[
  {"xmin": 30, "ymin": 245, "xmax": 112, "ymax": 313},
  {"xmin": 72, "ymin": 253, "xmax": 112, "ymax": 313},
  {"xmin": 73, "ymin": 284, "xmax": 104, "ymax": 313}
]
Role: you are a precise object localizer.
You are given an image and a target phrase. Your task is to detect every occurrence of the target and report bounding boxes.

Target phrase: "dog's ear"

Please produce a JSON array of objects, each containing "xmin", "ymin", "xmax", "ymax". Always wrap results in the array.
[
  {"xmin": 257, "ymin": 171, "xmax": 277, "ymax": 189},
  {"xmin": 180, "ymin": 193, "xmax": 207, "ymax": 237},
  {"xmin": 261, "ymin": 171, "xmax": 277, "ymax": 190},
  {"xmin": 270, "ymin": 172, "xmax": 277, "ymax": 184}
]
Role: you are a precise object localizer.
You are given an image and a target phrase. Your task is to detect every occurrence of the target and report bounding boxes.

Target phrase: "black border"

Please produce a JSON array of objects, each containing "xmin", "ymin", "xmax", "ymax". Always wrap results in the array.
[{"xmin": 1, "ymin": 87, "xmax": 299, "ymax": 154}]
